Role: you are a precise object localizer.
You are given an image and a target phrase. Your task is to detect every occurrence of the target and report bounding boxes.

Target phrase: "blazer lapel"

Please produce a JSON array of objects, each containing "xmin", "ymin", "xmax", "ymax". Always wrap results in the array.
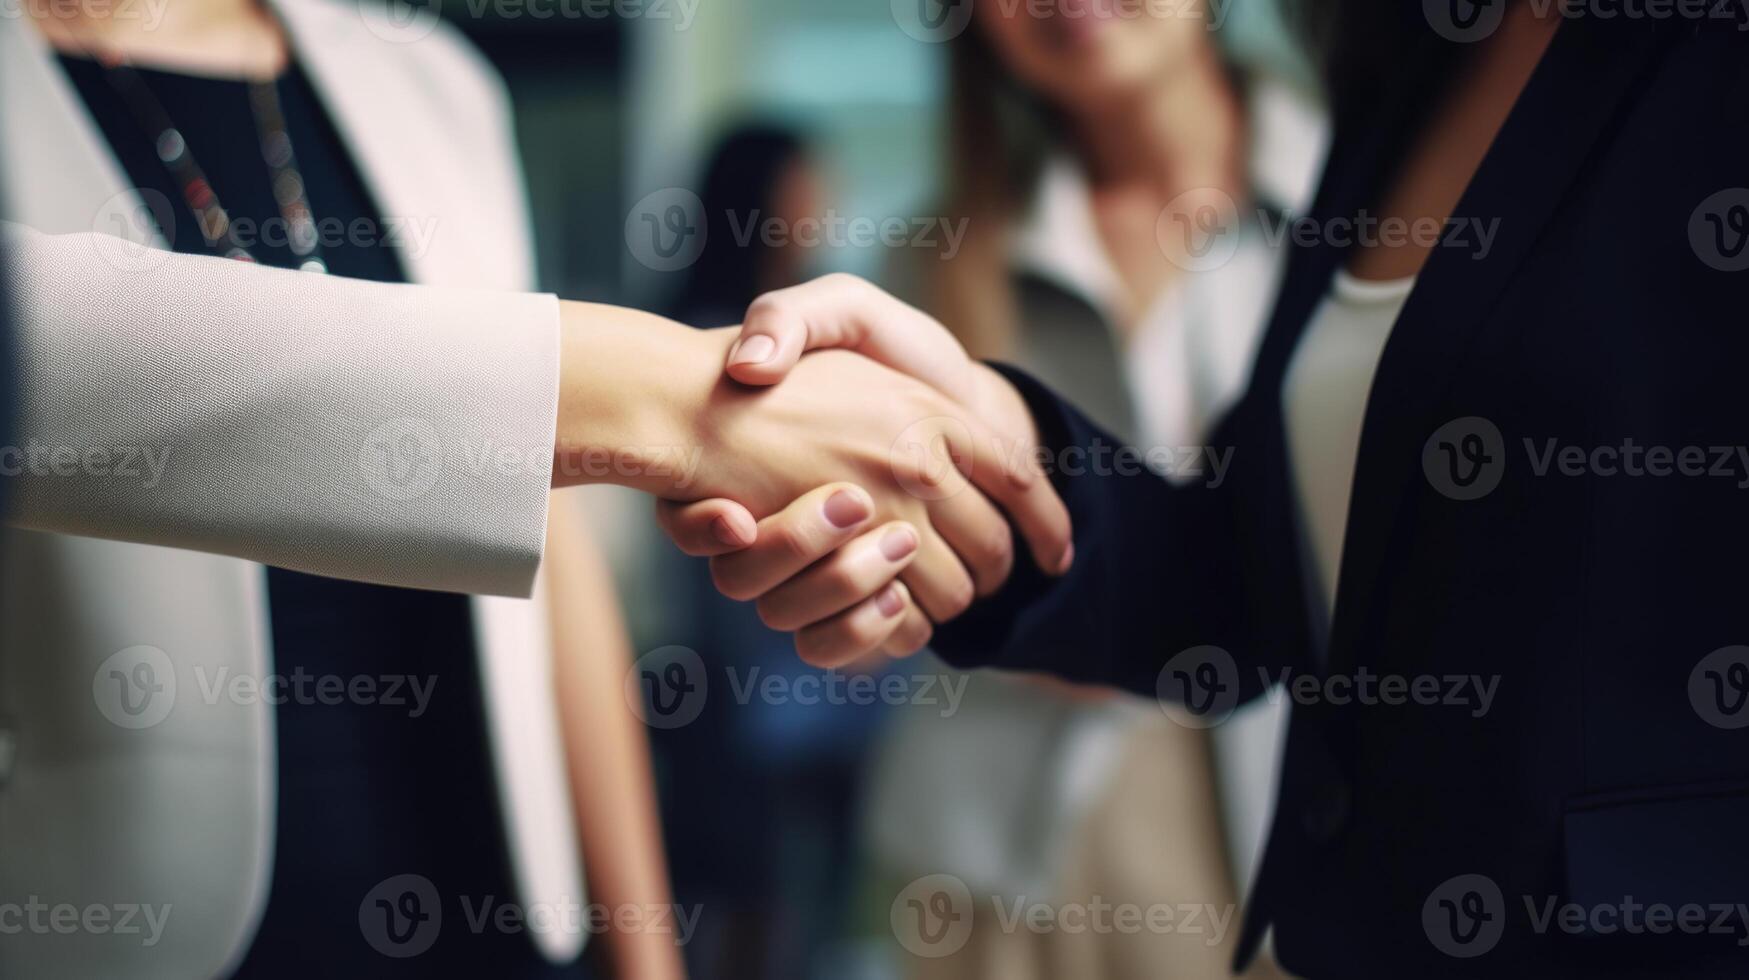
[
  {"xmin": 1324, "ymin": 20, "xmax": 1665, "ymax": 676},
  {"xmin": 268, "ymin": 0, "xmax": 458, "ymax": 287}
]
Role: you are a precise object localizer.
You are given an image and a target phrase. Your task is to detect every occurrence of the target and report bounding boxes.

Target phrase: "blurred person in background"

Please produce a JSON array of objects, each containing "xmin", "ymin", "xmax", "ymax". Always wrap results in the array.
[
  {"xmin": 865, "ymin": 2, "xmax": 1322, "ymax": 977},
  {"xmin": 1, "ymin": 2, "xmax": 680, "ymax": 976},
  {"xmin": 661, "ymin": 121, "xmax": 888, "ymax": 980}
]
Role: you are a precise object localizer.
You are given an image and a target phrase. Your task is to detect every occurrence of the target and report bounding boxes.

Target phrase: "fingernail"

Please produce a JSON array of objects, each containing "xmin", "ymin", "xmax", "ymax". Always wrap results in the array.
[
  {"xmin": 823, "ymin": 489, "xmax": 870, "ymax": 528},
  {"xmin": 876, "ymin": 584, "xmax": 905, "ymax": 617},
  {"xmin": 712, "ymin": 514, "xmax": 748, "ymax": 547},
  {"xmin": 1056, "ymin": 542, "xmax": 1075, "ymax": 575},
  {"xmin": 729, "ymin": 334, "xmax": 776, "ymax": 366},
  {"xmin": 879, "ymin": 526, "xmax": 918, "ymax": 562}
]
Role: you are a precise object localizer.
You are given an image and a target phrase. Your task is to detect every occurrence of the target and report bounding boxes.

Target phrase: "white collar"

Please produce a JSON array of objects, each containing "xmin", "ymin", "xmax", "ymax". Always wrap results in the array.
[{"xmin": 1007, "ymin": 74, "xmax": 1328, "ymax": 322}]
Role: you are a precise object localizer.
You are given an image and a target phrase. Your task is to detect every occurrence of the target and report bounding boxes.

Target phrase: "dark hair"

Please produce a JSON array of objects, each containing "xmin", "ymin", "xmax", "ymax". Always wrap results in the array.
[{"xmin": 669, "ymin": 122, "xmax": 810, "ymax": 324}]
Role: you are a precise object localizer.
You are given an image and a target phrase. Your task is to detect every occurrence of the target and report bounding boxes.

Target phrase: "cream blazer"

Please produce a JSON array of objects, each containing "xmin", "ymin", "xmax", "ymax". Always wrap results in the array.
[{"xmin": 0, "ymin": 3, "xmax": 587, "ymax": 975}]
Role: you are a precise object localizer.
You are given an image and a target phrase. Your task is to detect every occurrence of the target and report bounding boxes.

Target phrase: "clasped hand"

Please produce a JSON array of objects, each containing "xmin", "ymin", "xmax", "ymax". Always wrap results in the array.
[{"xmin": 647, "ymin": 274, "xmax": 1074, "ymax": 666}]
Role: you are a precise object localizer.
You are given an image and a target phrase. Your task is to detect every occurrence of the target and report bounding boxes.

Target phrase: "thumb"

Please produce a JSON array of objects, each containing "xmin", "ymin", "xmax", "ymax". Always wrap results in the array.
[{"xmin": 723, "ymin": 273, "xmax": 977, "ymax": 405}]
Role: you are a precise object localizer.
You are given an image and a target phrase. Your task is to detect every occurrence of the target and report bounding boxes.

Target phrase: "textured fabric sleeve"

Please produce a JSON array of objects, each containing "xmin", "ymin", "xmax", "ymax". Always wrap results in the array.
[
  {"xmin": 1, "ymin": 225, "xmax": 559, "ymax": 597},
  {"xmin": 932, "ymin": 363, "xmax": 1311, "ymax": 703}
]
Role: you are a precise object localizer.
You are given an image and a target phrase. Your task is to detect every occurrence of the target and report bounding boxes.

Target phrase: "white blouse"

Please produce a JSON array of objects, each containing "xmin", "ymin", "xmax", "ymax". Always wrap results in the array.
[{"xmin": 1282, "ymin": 270, "xmax": 1418, "ymax": 620}]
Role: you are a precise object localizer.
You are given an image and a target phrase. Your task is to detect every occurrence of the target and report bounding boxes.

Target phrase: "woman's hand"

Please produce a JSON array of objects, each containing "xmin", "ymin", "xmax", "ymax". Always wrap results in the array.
[
  {"xmin": 551, "ymin": 297, "xmax": 1070, "ymax": 665},
  {"xmin": 652, "ymin": 274, "xmax": 1070, "ymax": 662}
]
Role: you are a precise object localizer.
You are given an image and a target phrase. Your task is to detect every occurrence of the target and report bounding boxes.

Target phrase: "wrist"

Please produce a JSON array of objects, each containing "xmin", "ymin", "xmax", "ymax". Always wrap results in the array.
[{"xmin": 553, "ymin": 302, "xmax": 727, "ymax": 494}]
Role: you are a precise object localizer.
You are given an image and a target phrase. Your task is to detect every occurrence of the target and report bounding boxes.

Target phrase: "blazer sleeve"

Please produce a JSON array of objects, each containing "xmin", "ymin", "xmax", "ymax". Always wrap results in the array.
[
  {"xmin": 932, "ymin": 364, "xmax": 1313, "ymax": 704},
  {"xmin": 1, "ymin": 225, "xmax": 560, "ymax": 597}
]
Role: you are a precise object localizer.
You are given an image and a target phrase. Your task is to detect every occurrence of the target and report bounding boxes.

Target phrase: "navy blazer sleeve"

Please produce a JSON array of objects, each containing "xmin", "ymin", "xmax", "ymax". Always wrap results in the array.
[{"xmin": 933, "ymin": 364, "xmax": 1314, "ymax": 705}]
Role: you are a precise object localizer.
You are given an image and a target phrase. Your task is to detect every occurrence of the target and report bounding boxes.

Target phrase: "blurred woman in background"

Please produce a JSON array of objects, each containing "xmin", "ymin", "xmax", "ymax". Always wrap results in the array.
[{"xmin": 866, "ymin": 2, "xmax": 1324, "ymax": 977}]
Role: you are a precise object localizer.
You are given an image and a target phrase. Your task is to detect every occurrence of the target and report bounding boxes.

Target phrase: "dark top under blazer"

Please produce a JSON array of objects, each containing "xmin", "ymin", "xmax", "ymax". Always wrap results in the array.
[{"xmin": 934, "ymin": 19, "xmax": 1749, "ymax": 980}]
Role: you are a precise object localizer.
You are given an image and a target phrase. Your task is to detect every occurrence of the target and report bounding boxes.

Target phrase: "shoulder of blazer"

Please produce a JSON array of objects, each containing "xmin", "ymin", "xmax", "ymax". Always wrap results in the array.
[{"xmin": 276, "ymin": 0, "xmax": 517, "ymax": 151}]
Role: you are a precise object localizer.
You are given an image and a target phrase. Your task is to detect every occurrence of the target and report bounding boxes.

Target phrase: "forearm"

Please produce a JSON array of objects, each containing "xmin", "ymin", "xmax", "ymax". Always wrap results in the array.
[
  {"xmin": 4, "ymin": 226, "xmax": 555, "ymax": 596},
  {"xmin": 543, "ymin": 495, "xmax": 683, "ymax": 979}
]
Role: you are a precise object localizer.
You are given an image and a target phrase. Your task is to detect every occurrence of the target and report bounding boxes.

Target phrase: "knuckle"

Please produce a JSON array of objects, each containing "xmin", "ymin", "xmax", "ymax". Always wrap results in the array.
[
  {"xmin": 755, "ymin": 597, "xmax": 794, "ymax": 632},
  {"xmin": 744, "ymin": 292, "xmax": 787, "ymax": 323},
  {"xmin": 794, "ymin": 627, "xmax": 844, "ymax": 668},
  {"xmin": 941, "ymin": 576, "xmax": 976, "ymax": 620},
  {"xmin": 710, "ymin": 559, "xmax": 756, "ymax": 602},
  {"xmin": 773, "ymin": 523, "xmax": 819, "ymax": 563},
  {"xmin": 895, "ymin": 620, "xmax": 933, "ymax": 656}
]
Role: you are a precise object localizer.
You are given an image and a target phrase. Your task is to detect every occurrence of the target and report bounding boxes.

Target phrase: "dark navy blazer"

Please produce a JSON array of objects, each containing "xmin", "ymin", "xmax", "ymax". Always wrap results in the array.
[{"xmin": 935, "ymin": 17, "xmax": 1749, "ymax": 979}]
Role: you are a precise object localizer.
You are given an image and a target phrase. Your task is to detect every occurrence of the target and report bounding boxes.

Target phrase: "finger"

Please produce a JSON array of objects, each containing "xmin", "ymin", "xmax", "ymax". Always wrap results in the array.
[
  {"xmin": 898, "ymin": 530, "xmax": 977, "ymax": 624},
  {"xmin": 654, "ymin": 497, "xmax": 757, "ymax": 557},
  {"xmin": 794, "ymin": 579, "xmax": 913, "ymax": 669},
  {"xmin": 926, "ymin": 484, "xmax": 1015, "ymax": 598},
  {"xmin": 709, "ymin": 483, "xmax": 875, "ymax": 601},
  {"xmin": 755, "ymin": 521, "xmax": 920, "ymax": 631},
  {"xmin": 947, "ymin": 413, "xmax": 1074, "ymax": 576},
  {"xmin": 881, "ymin": 600, "xmax": 934, "ymax": 658},
  {"xmin": 725, "ymin": 273, "xmax": 977, "ymax": 403}
]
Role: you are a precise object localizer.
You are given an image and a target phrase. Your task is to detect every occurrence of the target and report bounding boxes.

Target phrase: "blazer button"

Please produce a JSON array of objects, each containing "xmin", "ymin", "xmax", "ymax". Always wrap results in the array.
[{"xmin": 1301, "ymin": 777, "xmax": 1351, "ymax": 844}]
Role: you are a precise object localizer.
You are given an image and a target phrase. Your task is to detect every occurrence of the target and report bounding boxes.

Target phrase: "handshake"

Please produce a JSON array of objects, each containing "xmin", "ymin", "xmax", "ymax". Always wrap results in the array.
[{"xmin": 553, "ymin": 273, "xmax": 1074, "ymax": 665}]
